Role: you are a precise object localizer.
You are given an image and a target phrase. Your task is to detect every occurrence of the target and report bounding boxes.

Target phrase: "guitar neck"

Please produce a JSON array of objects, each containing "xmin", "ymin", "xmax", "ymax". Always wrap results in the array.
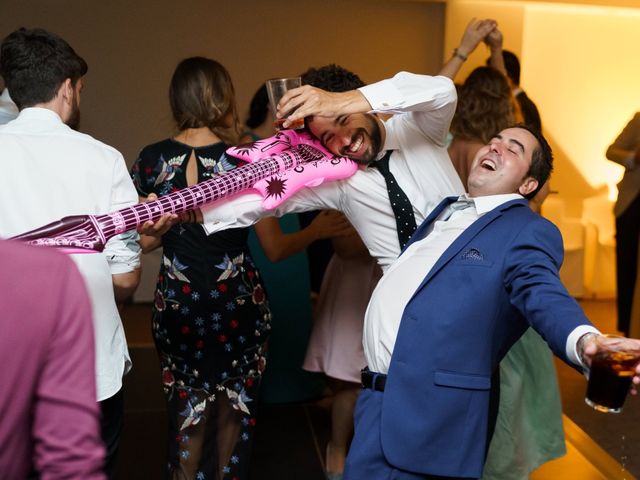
[{"xmin": 94, "ymin": 150, "xmax": 303, "ymax": 238}]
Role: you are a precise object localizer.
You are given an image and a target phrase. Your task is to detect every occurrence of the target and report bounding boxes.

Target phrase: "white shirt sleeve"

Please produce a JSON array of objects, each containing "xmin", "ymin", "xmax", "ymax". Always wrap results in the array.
[
  {"xmin": 201, "ymin": 177, "xmax": 346, "ymax": 235},
  {"xmin": 359, "ymin": 72, "xmax": 457, "ymax": 146},
  {"xmin": 566, "ymin": 325, "xmax": 602, "ymax": 369},
  {"xmin": 104, "ymin": 155, "xmax": 141, "ymax": 273}
]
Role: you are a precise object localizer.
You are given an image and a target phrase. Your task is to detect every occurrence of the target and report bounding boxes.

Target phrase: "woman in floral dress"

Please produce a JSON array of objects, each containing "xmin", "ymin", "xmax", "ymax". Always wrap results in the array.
[{"xmin": 131, "ymin": 57, "xmax": 271, "ymax": 480}]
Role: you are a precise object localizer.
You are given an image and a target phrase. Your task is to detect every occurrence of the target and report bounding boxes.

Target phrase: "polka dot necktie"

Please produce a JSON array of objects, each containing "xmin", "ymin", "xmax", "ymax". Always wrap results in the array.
[{"xmin": 375, "ymin": 150, "xmax": 417, "ymax": 250}]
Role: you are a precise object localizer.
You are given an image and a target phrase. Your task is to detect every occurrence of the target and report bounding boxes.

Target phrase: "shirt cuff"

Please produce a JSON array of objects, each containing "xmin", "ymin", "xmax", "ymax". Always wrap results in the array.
[
  {"xmin": 201, "ymin": 199, "xmax": 242, "ymax": 235},
  {"xmin": 358, "ymin": 80, "xmax": 404, "ymax": 112},
  {"xmin": 566, "ymin": 325, "xmax": 601, "ymax": 369},
  {"xmin": 105, "ymin": 230, "xmax": 141, "ymax": 273}
]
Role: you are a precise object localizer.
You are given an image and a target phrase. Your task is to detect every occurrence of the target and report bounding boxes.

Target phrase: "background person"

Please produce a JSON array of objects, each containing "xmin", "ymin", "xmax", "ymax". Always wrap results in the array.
[
  {"xmin": 131, "ymin": 56, "xmax": 272, "ymax": 480},
  {"xmin": 0, "ymin": 28, "xmax": 141, "ymax": 478},
  {"xmin": 606, "ymin": 113, "xmax": 640, "ymax": 336},
  {"xmin": 0, "ymin": 240, "xmax": 106, "ymax": 480}
]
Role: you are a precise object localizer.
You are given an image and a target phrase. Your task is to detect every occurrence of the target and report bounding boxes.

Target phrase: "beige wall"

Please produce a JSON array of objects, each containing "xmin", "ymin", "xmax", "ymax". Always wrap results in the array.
[{"xmin": 0, "ymin": 0, "xmax": 445, "ymax": 164}]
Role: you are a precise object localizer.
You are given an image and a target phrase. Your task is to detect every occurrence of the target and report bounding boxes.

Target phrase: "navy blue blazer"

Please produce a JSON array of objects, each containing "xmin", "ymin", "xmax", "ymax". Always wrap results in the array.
[{"xmin": 378, "ymin": 196, "xmax": 592, "ymax": 478}]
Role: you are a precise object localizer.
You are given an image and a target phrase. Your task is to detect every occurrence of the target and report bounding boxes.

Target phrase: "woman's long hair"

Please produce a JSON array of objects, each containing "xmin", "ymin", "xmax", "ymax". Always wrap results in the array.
[
  {"xmin": 169, "ymin": 56, "xmax": 240, "ymax": 145},
  {"xmin": 451, "ymin": 66, "xmax": 514, "ymax": 144}
]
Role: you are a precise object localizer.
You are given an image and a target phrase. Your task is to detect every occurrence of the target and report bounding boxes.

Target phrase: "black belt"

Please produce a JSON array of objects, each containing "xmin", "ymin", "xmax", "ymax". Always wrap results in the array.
[{"xmin": 361, "ymin": 369, "xmax": 387, "ymax": 392}]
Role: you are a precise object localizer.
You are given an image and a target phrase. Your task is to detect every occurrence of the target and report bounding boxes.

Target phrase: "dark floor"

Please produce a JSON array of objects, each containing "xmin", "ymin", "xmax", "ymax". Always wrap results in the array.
[
  {"xmin": 117, "ymin": 300, "xmax": 639, "ymax": 479},
  {"xmin": 116, "ymin": 304, "xmax": 330, "ymax": 480}
]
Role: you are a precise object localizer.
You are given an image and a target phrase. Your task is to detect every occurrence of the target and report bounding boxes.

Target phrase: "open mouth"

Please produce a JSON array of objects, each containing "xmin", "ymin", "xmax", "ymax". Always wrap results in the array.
[
  {"xmin": 480, "ymin": 158, "xmax": 497, "ymax": 171},
  {"xmin": 348, "ymin": 133, "xmax": 364, "ymax": 155}
]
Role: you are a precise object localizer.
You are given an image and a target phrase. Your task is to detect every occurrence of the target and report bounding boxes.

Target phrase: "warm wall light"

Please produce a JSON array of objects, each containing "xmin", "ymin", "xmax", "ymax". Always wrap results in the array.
[
  {"xmin": 522, "ymin": 2, "xmax": 640, "ymax": 202},
  {"xmin": 446, "ymin": 0, "xmax": 640, "ymax": 203}
]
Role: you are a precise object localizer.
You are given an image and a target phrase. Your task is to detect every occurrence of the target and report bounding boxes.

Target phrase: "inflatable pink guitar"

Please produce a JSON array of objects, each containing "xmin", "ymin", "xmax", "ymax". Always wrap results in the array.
[{"xmin": 12, "ymin": 129, "xmax": 358, "ymax": 253}]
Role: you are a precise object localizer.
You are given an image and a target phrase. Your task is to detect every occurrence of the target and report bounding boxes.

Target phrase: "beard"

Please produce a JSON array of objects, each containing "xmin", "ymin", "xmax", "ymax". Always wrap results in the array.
[
  {"xmin": 65, "ymin": 96, "xmax": 81, "ymax": 131},
  {"xmin": 352, "ymin": 115, "xmax": 382, "ymax": 165}
]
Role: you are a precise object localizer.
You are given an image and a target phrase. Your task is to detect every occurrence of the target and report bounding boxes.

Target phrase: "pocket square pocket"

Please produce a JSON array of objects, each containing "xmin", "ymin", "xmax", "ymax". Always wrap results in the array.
[{"xmin": 452, "ymin": 248, "xmax": 493, "ymax": 267}]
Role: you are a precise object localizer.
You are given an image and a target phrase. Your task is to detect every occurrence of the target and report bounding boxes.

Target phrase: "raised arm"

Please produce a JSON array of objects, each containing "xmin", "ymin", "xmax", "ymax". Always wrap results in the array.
[
  {"xmin": 439, "ymin": 18, "xmax": 497, "ymax": 81},
  {"xmin": 484, "ymin": 27, "xmax": 507, "ymax": 77}
]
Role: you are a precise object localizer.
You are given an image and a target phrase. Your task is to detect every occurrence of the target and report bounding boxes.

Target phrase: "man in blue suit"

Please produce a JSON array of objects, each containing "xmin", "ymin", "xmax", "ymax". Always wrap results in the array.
[{"xmin": 345, "ymin": 125, "xmax": 640, "ymax": 480}]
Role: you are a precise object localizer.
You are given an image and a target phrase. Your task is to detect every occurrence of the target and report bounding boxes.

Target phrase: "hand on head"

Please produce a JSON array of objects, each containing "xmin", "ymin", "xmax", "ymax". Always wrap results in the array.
[{"xmin": 277, "ymin": 86, "xmax": 369, "ymax": 129}]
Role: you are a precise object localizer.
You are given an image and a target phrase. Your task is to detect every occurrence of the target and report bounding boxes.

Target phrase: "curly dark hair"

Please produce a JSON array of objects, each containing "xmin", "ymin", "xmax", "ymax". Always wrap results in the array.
[
  {"xmin": 301, "ymin": 64, "xmax": 365, "ymax": 92},
  {"xmin": 0, "ymin": 28, "xmax": 87, "ymax": 109},
  {"xmin": 451, "ymin": 66, "xmax": 514, "ymax": 145}
]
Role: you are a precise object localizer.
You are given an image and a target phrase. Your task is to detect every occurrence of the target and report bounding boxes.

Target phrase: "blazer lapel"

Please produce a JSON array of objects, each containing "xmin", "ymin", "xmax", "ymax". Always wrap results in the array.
[
  {"xmin": 407, "ymin": 198, "xmax": 527, "ymax": 302},
  {"xmin": 401, "ymin": 196, "xmax": 458, "ymax": 254}
]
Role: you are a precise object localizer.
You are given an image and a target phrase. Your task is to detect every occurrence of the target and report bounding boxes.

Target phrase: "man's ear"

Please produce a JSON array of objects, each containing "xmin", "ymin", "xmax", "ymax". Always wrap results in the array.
[
  {"xmin": 518, "ymin": 176, "xmax": 539, "ymax": 197},
  {"xmin": 58, "ymin": 78, "xmax": 73, "ymax": 104}
]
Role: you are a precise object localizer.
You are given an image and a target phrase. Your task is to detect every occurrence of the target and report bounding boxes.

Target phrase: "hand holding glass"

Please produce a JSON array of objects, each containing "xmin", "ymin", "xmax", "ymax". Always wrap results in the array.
[
  {"xmin": 585, "ymin": 335, "xmax": 640, "ymax": 413},
  {"xmin": 265, "ymin": 77, "xmax": 304, "ymax": 130}
]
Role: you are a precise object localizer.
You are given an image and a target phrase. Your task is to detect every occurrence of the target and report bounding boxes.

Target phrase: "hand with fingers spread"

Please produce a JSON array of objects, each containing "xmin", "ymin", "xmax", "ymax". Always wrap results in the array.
[{"xmin": 276, "ymin": 85, "xmax": 370, "ymax": 129}]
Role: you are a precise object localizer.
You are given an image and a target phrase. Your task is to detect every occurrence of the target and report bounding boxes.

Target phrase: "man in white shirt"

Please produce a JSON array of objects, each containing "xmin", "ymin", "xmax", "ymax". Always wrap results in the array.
[
  {"xmin": 200, "ymin": 71, "xmax": 465, "ymax": 270},
  {"xmin": 0, "ymin": 28, "xmax": 140, "ymax": 478},
  {"xmin": 345, "ymin": 125, "xmax": 640, "ymax": 479}
]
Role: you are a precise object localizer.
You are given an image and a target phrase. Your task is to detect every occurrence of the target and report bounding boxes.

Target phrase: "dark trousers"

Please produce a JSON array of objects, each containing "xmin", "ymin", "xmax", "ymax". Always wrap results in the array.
[
  {"xmin": 615, "ymin": 194, "xmax": 640, "ymax": 335},
  {"xmin": 100, "ymin": 389, "xmax": 124, "ymax": 480}
]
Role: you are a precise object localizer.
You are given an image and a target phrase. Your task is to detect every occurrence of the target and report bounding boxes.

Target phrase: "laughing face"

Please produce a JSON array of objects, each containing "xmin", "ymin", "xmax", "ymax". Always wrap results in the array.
[
  {"xmin": 467, "ymin": 127, "xmax": 540, "ymax": 198},
  {"xmin": 307, "ymin": 113, "xmax": 383, "ymax": 165}
]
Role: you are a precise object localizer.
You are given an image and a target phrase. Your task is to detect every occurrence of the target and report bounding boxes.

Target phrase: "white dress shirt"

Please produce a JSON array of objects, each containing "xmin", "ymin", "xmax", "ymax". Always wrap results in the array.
[
  {"xmin": 0, "ymin": 89, "xmax": 18, "ymax": 125},
  {"xmin": 363, "ymin": 194, "xmax": 599, "ymax": 374},
  {"xmin": 201, "ymin": 72, "xmax": 465, "ymax": 271},
  {"xmin": 0, "ymin": 108, "xmax": 140, "ymax": 401}
]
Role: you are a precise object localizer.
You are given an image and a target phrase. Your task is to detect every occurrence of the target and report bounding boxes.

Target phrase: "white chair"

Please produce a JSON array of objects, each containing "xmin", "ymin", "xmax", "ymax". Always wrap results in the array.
[
  {"xmin": 581, "ymin": 194, "xmax": 616, "ymax": 299},
  {"xmin": 540, "ymin": 196, "xmax": 586, "ymax": 297}
]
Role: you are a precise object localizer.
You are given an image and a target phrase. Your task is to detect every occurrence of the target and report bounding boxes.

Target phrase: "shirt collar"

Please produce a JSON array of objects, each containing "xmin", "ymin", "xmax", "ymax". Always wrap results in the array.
[
  {"xmin": 462, "ymin": 193, "xmax": 524, "ymax": 215},
  {"xmin": 380, "ymin": 116, "xmax": 399, "ymax": 152},
  {"xmin": 16, "ymin": 107, "xmax": 64, "ymax": 123}
]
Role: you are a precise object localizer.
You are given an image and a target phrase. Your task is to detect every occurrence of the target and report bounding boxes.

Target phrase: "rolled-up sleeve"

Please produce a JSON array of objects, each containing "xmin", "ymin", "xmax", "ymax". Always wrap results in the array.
[
  {"xmin": 359, "ymin": 72, "xmax": 456, "ymax": 147},
  {"xmin": 104, "ymin": 155, "xmax": 141, "ymax": 273}
]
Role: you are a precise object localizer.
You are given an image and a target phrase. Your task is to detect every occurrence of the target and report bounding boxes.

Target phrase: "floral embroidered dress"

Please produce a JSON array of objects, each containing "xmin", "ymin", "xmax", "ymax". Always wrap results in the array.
[{"xmin": 131, "ymin": 139, "xmax": 271, "ymax": 480}]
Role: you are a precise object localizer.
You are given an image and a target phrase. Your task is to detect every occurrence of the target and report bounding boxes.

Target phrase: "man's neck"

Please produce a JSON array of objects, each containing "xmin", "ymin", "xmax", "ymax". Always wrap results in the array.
[{"xmin": 31, "ymin": 98, "xmax": 65, "ymax": 119}]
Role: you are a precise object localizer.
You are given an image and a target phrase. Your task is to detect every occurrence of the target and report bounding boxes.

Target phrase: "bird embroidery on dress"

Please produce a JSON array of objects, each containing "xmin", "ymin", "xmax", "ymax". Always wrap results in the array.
[
  {"xmin": 226, "ymin": 388, "xmax": 252, "ymax": 415},
  {"xmin": 199, "ymin": 153, "xmax": 235, "ymax": 177},
  {"xmin": 215, "ymin": 253, "xmax": 244, "ymax": 281},
  {"xmin": 153, "ymin": 153, "xmax": 187, "ymax": 186},
  {"xmin": 179, "ymin": 397, "xmax": 208, "ymax": 430},
  {"xmin": 163, "ymin": 254, "xmax": 191, "ymax": 283}
]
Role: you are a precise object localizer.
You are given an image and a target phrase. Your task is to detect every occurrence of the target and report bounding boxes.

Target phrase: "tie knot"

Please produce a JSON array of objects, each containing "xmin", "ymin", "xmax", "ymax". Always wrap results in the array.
[{"xmin": 450, "ymin": 198, "xmax": 475, "ymax": 211}]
